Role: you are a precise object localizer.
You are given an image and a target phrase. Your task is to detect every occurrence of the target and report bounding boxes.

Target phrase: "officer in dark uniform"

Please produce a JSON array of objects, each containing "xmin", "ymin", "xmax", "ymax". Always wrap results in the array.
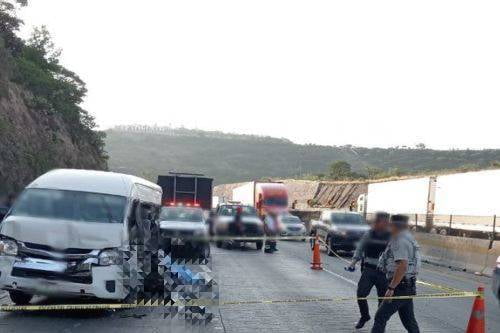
[
  {"xmin": 347, "ymin": 211, "xmax": 391, "ymax": 329},
  {"xmin": 371, "ymin": 214, "xmax": 421, "ymax": 333}
]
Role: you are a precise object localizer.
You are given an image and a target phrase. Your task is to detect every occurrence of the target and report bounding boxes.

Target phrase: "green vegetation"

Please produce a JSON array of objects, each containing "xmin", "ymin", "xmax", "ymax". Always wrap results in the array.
[
  {"xmin": 106, "ymin": 126, "xmax": 500, "ymax": 184},
  {"xmin": 0, "ymin": 1, "xmax": 107, "ymax": 194},
  {"xmin": 0, "ymin": 1, "xmax": 105, "ymax": 153}
]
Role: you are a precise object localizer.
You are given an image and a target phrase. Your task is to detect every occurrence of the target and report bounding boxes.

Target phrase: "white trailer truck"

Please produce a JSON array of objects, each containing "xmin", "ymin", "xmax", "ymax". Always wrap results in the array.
[{"xmin": 360, "ymin": 169, "xmax": 500, "ymax": 234}]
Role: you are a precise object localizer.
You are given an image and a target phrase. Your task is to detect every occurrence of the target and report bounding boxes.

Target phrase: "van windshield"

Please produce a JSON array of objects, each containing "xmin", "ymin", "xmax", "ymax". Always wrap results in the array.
[{"xmin": 10, "ymin": 188, "xmax": 127, "ymax": 224}]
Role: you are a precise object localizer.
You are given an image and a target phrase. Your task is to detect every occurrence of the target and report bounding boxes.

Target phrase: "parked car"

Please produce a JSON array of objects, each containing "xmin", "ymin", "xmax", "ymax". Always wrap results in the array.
[
  {"xmin": 214, "ymin": 204, "xmax": 265, "ymax": 250},
  {"xmin": 159, "ymin": 205, "xmax": 210, "ymax": 260},
  {"xmin": 493, "ymin": 255, "xmax": 500, "ymax": 305},
  {"xmin": 279, "ymin": 214, "xmax": 307, "ymax": 241},
  {"xmin": 310, "ymin": 210, "xmax": 369, "ymax": 255},
  {"xmin": 0, "ymin": 169, "xmax": 163, "ymax": 305}
]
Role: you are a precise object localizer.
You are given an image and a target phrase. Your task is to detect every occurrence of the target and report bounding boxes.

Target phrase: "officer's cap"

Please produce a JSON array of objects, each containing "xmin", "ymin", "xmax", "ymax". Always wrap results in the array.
[
  {"xmin": 390, "ymin": 214, "xmax": 409, "ymax": 227},
  {"xmin": 374, "ymin": 211, "xmax": 390, "ymax": 221}
]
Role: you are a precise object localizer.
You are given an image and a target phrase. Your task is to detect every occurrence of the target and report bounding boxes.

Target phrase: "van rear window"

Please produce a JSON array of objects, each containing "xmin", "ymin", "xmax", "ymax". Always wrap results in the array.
[{"xmin": 10, "ymin": 189, "xmax": 127, "ymax": 224}]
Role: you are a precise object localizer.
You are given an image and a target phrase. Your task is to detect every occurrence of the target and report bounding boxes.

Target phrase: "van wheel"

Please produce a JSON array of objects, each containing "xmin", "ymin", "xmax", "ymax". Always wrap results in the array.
[
  {"xmin": 215, "ymin": 241, "xmax": 222, "ymax": 248},
  {"xmin": 256, "ymin": 241, "xmax": 263, "ymax": 250},
  {"xmin": 9, "ymin": 291, "xmax": 33, "ymax": 305}
]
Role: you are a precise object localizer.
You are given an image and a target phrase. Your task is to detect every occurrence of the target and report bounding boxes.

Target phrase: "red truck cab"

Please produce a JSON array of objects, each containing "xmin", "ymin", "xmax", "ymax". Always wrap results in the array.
[{"xmin": 255, "ymin": 182, "xmax": 288, "ymax": 217}]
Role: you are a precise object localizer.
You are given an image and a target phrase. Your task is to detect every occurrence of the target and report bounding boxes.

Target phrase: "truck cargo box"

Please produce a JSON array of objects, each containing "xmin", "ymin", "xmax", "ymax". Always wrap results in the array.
[
  {"xmin": 157, "ymin": 173, "xmax": 213, "ymax": 210},
  {"xmin": 366, "ymin": 177, "xmax": 431, "ymax": 214},
  {"xmin": 434, "ymin": 169, "xmax": 500, "ymax": 216}
]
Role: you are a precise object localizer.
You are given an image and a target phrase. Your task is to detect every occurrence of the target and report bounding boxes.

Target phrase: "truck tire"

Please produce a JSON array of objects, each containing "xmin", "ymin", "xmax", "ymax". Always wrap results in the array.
[
  {"xmin": 256, "ymin": 241, "xmax": 263, "ymax": 250},
  {"xmin": 9, "ymin": 291, "xmax": 33, "ymax": 305}
]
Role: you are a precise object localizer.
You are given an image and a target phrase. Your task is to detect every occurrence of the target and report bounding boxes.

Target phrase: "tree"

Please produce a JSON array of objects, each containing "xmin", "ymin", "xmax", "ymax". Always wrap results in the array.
[
  {"xmin": 0, "ymin": 0, "xmax": 27, "ymax": 55},
  {"xmin": 416, "ymin": 143, "xmax": 426, "ymax": 149},
  {"xmin": 365, "ymin": 166, "xmax": 384, "ymax": 179},
  {"xmin": 329, "ymin": 160, "xmax": 353, "ymax": 180}
]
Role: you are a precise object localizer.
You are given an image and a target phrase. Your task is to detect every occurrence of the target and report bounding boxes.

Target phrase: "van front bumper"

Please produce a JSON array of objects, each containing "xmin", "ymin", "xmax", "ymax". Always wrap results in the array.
[{"xmin": 0, "ymin": 256, "xmax": 127, "ymax": 300}]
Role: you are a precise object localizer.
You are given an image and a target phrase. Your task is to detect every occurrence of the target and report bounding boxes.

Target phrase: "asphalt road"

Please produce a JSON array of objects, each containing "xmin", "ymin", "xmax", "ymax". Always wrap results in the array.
[{"xmin": 1, "ymin": 241, "xmax": 498, "ymax": 332}]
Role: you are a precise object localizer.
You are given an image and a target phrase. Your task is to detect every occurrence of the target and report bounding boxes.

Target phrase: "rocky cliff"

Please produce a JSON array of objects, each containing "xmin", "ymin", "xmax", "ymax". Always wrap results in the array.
[{"xmin": 0, "ymin": 44, "xmax": 107, "ymax": 194}]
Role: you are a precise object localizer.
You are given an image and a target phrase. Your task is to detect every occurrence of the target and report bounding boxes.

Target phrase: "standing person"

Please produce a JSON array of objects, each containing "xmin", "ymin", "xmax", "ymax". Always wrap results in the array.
[
  {"xmin": 207, "ymin": 211, "xmax": 216, "ymax": 237},
  {"xmin": 371, "ymin": 214, "xmax": 421, "ymax": 333},
  {"xmin": 346, "ymin": 212, "xmax": 391, "ymax": 329},
  {"xmin": 228, "ymin": 206, "xmax": 245, "ymax": 249},
  {"xmin": 263, "ymin": 212, "xmax": 280, "ymax": 253}
]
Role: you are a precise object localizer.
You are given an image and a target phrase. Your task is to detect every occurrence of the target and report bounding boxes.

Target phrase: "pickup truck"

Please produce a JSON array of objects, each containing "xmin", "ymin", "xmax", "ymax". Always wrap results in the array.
[
  {"xmin": 214, "ymin": 204, "xmax": 265, "ymax": 250},
  {"xmin": 159, "ymin": 205, "xmax": 210, "ymax": 260},
  {"xmin": 310, "ymin": 210, "xmax": 369, "ymax": 255}
]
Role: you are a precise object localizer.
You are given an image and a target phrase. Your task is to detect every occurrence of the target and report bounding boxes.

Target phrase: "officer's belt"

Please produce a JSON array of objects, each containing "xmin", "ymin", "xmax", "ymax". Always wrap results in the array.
[{"xmin": 387, "ymin": 276, "xmax": 417, "ymax": 285}]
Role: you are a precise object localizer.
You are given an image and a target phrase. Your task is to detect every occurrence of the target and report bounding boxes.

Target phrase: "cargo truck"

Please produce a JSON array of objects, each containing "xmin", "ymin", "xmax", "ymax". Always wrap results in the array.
[
  {"xmin": 232, "ymin": 181, "xmax": 288, "ymax": 218},
  {"xmin": 359, "ymin": 169, "xmax": 500, "ymax": 235},
  {"xmin": 157, "ymin": 172, "xmax": 213, "ymax": 210}
]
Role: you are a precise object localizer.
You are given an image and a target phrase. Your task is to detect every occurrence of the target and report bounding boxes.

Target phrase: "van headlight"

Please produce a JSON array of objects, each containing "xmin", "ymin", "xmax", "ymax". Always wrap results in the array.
[
  {"xmin": 0, "ymin": 239, "xmax": 18, "ymax": 256},
  {"xmin": 98, "ymin": 248, "xmax": 121, "ymax": 266}
]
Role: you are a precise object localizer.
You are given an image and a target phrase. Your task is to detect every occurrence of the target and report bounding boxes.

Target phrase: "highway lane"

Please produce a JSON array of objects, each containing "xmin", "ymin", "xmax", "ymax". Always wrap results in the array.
[
  {"xmin": 214, "ymin": 241, "xmax": 498, "ymax": 332},
  {"xmin": 1, "ymin": 241, "xmax": 498, "ymax": 332},
  {"xmin": 273, "ymin": 240, "xmax": 500, "ymax": 332}
]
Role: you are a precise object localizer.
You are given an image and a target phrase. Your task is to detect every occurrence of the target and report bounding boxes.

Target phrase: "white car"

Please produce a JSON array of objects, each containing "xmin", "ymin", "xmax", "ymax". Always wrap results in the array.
[{"xmin": 279, "ymin": 214, "xmax": 307, "ymax": 240}]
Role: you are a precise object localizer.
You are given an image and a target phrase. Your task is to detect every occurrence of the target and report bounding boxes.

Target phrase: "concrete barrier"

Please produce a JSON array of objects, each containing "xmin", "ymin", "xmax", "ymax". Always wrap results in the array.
[{"xmin": 415, "ymin": 232, "xmax": 500, "ymax": 276}]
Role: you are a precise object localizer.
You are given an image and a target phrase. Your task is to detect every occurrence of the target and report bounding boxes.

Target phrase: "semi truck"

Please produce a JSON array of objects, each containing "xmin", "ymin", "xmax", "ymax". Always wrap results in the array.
[
  {"xmin": 358, "ymin": 169, "xmax": 500, "ymax": 235},
  {"xmin": 157, "ymin": 172, "xmax": 213, "ymax": 210},
  {"xmin": 232, "ymin": 181, "xmax": 288, "ymax": 218}
]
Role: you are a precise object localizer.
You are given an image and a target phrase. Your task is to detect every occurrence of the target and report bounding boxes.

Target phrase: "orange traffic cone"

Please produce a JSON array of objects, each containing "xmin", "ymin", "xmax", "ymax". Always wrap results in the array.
[
  {"xmin": 311, "ymin": 236, "xmax": 323, "ymax": 270},
  {"xmin": 466, "ymin": 286, "xmax": 486, "ymax": 333}
]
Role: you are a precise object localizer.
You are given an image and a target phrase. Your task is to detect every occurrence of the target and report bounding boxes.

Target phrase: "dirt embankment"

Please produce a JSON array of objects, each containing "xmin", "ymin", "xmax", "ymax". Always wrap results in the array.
[{"xmin": 0, "ymin": 59, "xmax": 107, "ymax": 194}]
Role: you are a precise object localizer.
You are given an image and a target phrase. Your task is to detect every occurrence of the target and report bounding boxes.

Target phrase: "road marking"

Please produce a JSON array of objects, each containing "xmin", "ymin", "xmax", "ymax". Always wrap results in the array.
[{"xmin": 322, "ymin": 267, "xmax": 357, "ymax": 286}]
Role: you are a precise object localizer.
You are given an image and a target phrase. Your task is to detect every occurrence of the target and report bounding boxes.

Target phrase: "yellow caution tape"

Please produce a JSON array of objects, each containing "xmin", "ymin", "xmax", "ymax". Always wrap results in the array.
[
  {"xmin": 317, "ymin": 238, "xmax": 467, "ymax": 293},
  {"xmin": 0, "ymin": 291, "xmax": 479, "ymax": 311},
  {"xmin": 221, "ymin": 291, "xmax": 479, "ymax": 306}
]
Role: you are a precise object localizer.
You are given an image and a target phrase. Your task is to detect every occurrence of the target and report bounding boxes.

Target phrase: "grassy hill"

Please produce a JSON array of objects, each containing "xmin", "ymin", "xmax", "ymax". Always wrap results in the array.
[{"xmin": 105, "ymin": 126, "xmax": 500, "ymax": 184}]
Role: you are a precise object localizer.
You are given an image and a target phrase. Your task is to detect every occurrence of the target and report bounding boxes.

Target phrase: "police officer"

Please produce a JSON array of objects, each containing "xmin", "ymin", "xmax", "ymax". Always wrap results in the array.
[
  {"xmin": 371, "ymin": 214, "xmax": 421, "ymax": 333},
  {"xmin": 347, "ymin": 211, "xmax": 391, "ymax": 329}
]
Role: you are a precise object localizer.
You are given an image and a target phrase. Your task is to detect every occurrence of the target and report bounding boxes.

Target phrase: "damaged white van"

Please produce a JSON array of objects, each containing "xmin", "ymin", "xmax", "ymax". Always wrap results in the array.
[{"xmin": 0, "ymin": 169, "xmax": 162, "ymax": 305}]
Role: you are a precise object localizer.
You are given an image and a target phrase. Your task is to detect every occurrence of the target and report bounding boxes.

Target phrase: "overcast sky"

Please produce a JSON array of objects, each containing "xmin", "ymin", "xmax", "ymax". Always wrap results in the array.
[{"xmin": 19, "ymin": 1, "xmax": 500, "ymax": 149}]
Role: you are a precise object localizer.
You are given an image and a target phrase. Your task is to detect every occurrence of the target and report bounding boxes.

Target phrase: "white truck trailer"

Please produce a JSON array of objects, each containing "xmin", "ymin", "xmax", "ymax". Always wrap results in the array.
[
  {"xmin": 360, "ymin": 169, "xmax": 500, "ymax": 234},
  {"xmin": 232, "ymin": 182, "xmax": 255, "ymax": 206}
]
